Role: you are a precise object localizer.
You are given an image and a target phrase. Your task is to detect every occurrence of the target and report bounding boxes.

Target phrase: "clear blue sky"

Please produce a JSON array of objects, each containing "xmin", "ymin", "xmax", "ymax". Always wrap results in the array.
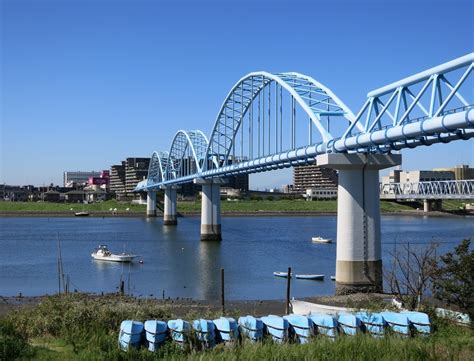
[{"xmin": 1, "ymin": 0, "xmax": 473, "ymax": 188}]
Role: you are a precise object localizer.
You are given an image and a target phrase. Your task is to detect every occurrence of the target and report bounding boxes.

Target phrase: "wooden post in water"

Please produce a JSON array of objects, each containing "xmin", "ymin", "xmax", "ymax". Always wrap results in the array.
[
  {"xmin": 221, "ymin": 268, "xmax": 225, "ymax": 315},
  {"xmin": 285, "ymin": 267, "xmax": 291, "ymax": 315}
]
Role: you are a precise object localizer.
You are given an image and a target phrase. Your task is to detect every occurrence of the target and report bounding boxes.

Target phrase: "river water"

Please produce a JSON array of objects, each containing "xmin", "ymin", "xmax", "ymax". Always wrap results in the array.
[{"xmin": 0, "ymin": 215, "xmax": 472, "ymax": 300}]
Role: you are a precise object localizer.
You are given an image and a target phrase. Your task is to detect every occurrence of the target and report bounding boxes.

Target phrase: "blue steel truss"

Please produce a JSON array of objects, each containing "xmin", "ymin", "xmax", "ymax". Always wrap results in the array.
[
  {"xmin": 135, "ymin": 54, "xmax": 474, "ymax": 191},
  {"xmin": 380, "ymin": 180, "xmax": 474, "ymax": 200}
]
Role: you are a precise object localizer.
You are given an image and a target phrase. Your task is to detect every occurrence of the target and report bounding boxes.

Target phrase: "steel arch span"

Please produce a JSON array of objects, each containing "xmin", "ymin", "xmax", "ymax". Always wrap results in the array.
[
  {"xmin": 137, "ymin": 53, "xmax": 474, "ymax": 191},
  {"xmin": 204, "ymin": 71, "xmax": 361, "ymax": 171}
]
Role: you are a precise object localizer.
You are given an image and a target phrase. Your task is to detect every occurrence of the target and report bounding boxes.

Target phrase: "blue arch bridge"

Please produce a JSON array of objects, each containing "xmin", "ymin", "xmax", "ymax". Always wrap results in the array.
[{"xmin": 135, "ymin": 54, "xmax": 474, "ymax": 294}]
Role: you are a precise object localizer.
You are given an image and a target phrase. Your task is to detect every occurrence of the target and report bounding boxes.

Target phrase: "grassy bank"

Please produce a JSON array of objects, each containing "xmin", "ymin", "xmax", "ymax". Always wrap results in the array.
[
  {"xmin": 1, "ymin": 294, "xmax": 473, "ymax": 360},
  {"xmin": 0, "ymin": 200, "xmax": 145, "ymax": 213},
  {"xmin": 0, "ymin": 199, "xmax": 429, "ymax": 215}
]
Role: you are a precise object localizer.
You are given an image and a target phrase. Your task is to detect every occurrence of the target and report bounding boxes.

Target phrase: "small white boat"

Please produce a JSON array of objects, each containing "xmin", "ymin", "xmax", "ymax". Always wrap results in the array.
[
  {"xmin": 91, "ymin": 245, "xmax": 137, "ymax": 262},
  {"xmin": 330, "ymin": 276, "xmax": 336, "ymax": 281},
  {"xmin": 312, "ymin": 236, "xmax": 332, "ymax": 243},
  {"xmin": 295, "ymin": 274, "xmax": 324, "ymax": 280},
  {"xmin": 75, "ymin": 211, "xmax": 89, "ymax": 217},
  {"xmin": 273, "ymin": 271, "xmax": 291, "ymax": 278}
]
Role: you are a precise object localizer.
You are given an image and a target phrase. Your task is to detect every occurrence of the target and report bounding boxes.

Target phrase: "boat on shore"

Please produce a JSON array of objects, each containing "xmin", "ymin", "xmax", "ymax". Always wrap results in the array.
[
  {"xmin": 311, "ymin": 236, "xmax": 332, "ymax": 243},
  {"xmin": 295, "ymin": 274, "xmax": 324, "ymax": 280},
  {"xmin": 91, "ymin": 245, "xmax": 137, "ymax": 262},
  {"xmin": 75, "ymin": 211, "xmax": 89, "ymax": 217}
]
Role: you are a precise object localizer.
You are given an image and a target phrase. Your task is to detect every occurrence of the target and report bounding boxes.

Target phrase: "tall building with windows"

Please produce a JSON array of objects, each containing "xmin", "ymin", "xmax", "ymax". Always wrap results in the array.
[
  {"xmin": 63, "ymin": 171, "xmax": 100, "ymax": 187},
  {"xmin": 110, "ymin": 162, "xmax": 126, "ymax": 197},
  {"xmin": 292, "ymin": 164, "xmax": 338, "ymax": 194},
  {"xmin": 110, "ymin": 158, "xmax": 150, "ymax": 199},
  {"xmin": 125, "ymin": 158, "xmax": 150, "ymax": 193}
]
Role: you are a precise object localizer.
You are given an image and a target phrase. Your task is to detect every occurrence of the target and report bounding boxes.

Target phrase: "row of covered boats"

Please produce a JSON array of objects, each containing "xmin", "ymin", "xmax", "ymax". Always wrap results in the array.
[{"xmin": 119, "ymin": 310, "xmax": 431, "ymax": 351}]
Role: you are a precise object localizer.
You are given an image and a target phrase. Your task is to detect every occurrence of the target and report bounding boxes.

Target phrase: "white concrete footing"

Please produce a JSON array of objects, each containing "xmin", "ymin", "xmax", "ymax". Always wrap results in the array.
[
  {"xmin": 317, "ymin": 153, "xmax": 402, "ymax": 294},
  {"xmin": 146, "ymin": 191, "xmax": 157, "ymax": 217},
  {"xmin": 195, "ymin": 178, "xmax": 224, "ymax": 241},
  {"xmin": 423, "ymin": 199, "xmax": 442, "ymax": 212},
  {"xmin": 163, "ymin": 187, "xmax": 178, "ymax": 225}
]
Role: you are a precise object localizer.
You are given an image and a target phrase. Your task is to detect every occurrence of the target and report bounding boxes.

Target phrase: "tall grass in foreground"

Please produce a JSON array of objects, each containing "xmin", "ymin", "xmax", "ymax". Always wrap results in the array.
[{"xmin": 2, "ymin": 294, "xmax": 473, "ymax": 360}]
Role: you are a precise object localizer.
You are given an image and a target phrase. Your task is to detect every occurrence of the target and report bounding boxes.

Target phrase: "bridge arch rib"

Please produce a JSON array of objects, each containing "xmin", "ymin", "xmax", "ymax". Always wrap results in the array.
[
  {"xmin": 165, "ymin": 130, "xmax": 213, "ymax": 181},
  {"xmin": 204, "ymin": 71, "xmax": 361, "ymax": 171},
  {"xmin": 146, "ymin": 151, "xmax": 169, "ymax": 188}
]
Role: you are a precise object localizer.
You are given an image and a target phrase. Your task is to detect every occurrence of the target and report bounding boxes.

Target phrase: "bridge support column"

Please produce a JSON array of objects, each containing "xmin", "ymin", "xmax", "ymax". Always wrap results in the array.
[
  {"xmin": 195, "ymin": 178, "xmax": 224, "ymax": 241},
  {"xmin": 146, "ymin": 191, "xmax": 157, "ymax": 217},
  {"xmin": 423, "ymin": 199, "xmax": 432, "ymax": 212},
  {"xmin": 163, "ymin": 187, "xmax": 178, "ymax": 225},
  {"xmin": 317, "ymin": 153, "xmax": 402, "ymax": 295}
]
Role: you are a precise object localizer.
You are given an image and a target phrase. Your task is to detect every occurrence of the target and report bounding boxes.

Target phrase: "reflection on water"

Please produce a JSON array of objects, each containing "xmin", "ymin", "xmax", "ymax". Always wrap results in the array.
[
  {"xmin": 0, "ymin": 215, "xmax": 472, "ymax": 299},
  {"xmin": 198, "ymin": 241, "xmax": 222, "ymax": 300}
]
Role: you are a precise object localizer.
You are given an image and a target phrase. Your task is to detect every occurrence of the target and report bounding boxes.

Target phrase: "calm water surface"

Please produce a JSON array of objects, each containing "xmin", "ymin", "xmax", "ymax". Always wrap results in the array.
[{"xmin": 0, "ymin": 215, "xmax": 472, "ymax": 300}]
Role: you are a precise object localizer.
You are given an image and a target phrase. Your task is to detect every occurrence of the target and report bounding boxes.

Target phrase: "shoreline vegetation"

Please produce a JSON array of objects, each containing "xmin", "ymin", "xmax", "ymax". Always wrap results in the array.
[
  {"xmin": 1, "ymin": 293, "xmax": 473, "ymax": 360},
  {"xmin": 0, "ymin": 199, "xmax": 471, "ymax": 217}
]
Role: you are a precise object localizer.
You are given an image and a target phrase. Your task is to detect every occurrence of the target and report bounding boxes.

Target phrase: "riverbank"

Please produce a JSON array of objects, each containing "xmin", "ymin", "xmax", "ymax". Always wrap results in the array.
[
  {"xmin": 0, "ymin": 292, "xmax": 389, "ymax": 318},
  {"xmin": 1, "ymin": 293, "xmax": 473, "ymax": 360},
  {"xmin": 0, "ymin": 199, "xmax": 470, "ymax": 217}
]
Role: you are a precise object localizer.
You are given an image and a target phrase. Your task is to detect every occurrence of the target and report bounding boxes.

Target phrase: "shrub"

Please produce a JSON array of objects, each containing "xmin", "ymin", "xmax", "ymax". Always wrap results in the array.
[
  {"xmin": 433, "ymin": 239, "xmax": 474, "ymax": 323},
  {"xmin": 0, "ymin": 319, "xmax": 30, "ymax": 360}
]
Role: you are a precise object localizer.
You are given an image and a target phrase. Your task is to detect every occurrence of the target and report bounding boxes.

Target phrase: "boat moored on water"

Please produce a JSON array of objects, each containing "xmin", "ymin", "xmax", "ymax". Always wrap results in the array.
[
  {"xmin": 273, "ymin": 271, "xmax": 291, "ymax": 278},
  {"xmin": 295, "ymin": 274, "xmax": 324, "ymax": 280},
  {"xmin": 311, "ymin": 236, "xmax": 332, "ymax": 243},
  {"xmin": 91, "ymin": 245, "xmax": 137, "ymax": 262}
]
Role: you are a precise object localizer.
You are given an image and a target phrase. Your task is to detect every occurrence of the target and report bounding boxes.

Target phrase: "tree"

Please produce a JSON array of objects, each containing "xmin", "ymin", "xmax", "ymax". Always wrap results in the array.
[
  {"xmin": 433, "ymin": 239, "xmax": 474, "ymax": 322},
  {"xmin": 385, "ymin": 242, "xmax": 438, "ymax": 310}
]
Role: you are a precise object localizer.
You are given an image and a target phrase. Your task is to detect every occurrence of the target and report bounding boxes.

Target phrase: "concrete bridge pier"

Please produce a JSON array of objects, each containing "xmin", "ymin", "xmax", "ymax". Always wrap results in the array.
[
  {"xmin": 146, "ymin": 190, "xmax": 157, "ymax": 217},
  {"xmin": 163, "ymin": 186, "xmax": 178, "ymax": 225},
  {"xmin": 317, "ymin": 153, "xmax": 402, "ymax": 295},
  {"xmin": 423, "ymin": 199, "xmax": 442, "ymax": 212},
  {"xmin": 195, "ymin": 178, "xmax": 224, "ymax": 241}
]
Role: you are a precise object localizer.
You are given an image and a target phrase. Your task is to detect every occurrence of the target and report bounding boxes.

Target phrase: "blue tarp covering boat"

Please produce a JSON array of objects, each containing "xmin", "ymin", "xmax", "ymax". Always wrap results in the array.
[
  {"xmin": 168, "ymin": 319, "xmax": 191, "ymax": 347},
  {"xmin": 283, "ymin": 315, "xmax": 314, "ymax": 344},
  {"xmin": 381, "ymin": 312, "xmax": 410, "ymax": 336},
  {"xmin": 213, "ymin": 317, "xmax": 239, "ymax": 344},
  {"xmin": 309, "ymin": 313, "xmax": 338, "ymax": 339},
  {"xmin": 261, "ymin": 315, "xmax": 289, "ymax": 343},
  {"xmin": 192, "ymin": 319, "xmax": 216, "ymax": 348},
  {"xmin": 144, "ymin": 320, "xmax": 168, "ymax": 352},
  {"xmin": 118, "ymin": 320, "xmax": 144, "ymax": 351},
  {"xmin": 338, "ymin": 314, "xmax": 361, "ymax": 336},
  {"xmin": 238, "ymin": 315, "xmax": 264, "ymax": 341},
  {"xmin": 402, "ymin": 311, "xmax": 431, "ymax": 335},
  {"xmin": 356, "ymin": 312, "xmax": 385, "ymax": 337}
]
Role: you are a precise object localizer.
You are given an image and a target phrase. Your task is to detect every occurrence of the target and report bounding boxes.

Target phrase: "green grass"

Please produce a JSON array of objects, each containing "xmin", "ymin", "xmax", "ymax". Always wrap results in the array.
[
  {"xmin": 0, "ymin": 199, "xmax": 455, "ymax": 214},
  {"xmin": 0, "ymin": 200, "xmax": 145, "ymax": 213},
  {"xmin": 2, "ymin": 294, "xmax": 473, "ymax": 360}
]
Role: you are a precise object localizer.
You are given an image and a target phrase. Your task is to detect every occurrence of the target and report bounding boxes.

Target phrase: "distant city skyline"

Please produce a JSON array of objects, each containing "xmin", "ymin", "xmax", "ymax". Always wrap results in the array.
[{"xmin": 1, "ymin": 0, "xmax": 473, "ymax": 188}]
